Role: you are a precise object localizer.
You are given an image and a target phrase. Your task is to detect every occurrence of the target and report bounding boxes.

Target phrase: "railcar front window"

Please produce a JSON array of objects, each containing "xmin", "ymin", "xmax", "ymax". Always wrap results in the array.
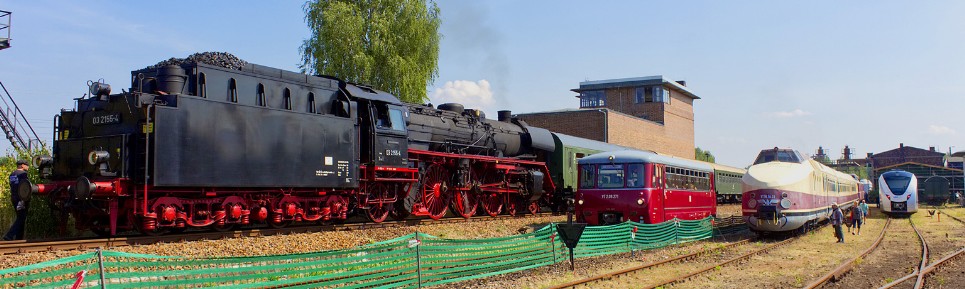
[
  {"xmin": 597, "ymin": 164, "xmax": 625, "ymax": 189},
  {"xmin": 627, "ymin": 164, "xmax": 645, "ymax": 188},
  {"xmin": 753, "ymin": 149, "xmax": 802, "ymax": 164},
  {"xmin": 884, "ymin": 175, "xmax": 911, "ymax": 195},
  {"xmin": 579, "ymin": 165, "xmax": 595, "ymax": 189}
]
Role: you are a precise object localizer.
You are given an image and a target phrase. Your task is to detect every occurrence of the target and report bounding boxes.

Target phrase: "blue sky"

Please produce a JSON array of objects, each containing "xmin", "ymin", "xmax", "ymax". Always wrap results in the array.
[{"xmin": 1, "ymin": 1, "xmax": 963, "ymax": 167}]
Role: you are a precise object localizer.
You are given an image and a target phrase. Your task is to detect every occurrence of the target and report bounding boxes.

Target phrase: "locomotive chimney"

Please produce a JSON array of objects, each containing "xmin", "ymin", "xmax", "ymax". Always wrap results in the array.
[
  {"xmin": 498, "ymin": 110, "xmax": 512, "ymax": 122},
  {"xmin": 156, "ymin": 65, "xmax": 187, "ymax": 95}
]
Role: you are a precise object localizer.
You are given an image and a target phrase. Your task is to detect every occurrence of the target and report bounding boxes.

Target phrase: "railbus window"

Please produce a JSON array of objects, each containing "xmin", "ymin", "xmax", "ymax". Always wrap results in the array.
[
  {"xmin": 579, "ymin": 165, "xmax": 595, "ymax": 189},
  {"xmin": 627, "ymin": 164, "xmax": 644, "ymax": 188},
  {"xmin": 597, "ymin": 164, "xmax": 625, "ymax": 189}
]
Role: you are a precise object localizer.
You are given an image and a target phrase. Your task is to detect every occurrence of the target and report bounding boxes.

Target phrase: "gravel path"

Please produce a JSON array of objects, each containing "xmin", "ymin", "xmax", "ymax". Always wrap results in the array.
[
  {"xmin": 0, "ymin": 215, "xmax": 565, "ymax": 270},
  {"xmin": 678, "ymin": 210, "xmax": 888, "ymax": 288}
]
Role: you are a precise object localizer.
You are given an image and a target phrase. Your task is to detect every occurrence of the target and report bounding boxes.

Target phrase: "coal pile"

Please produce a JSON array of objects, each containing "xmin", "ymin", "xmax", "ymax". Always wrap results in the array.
[{"xmin": 145, "ymin": 52, "xmax": 249, "ymax": 71}]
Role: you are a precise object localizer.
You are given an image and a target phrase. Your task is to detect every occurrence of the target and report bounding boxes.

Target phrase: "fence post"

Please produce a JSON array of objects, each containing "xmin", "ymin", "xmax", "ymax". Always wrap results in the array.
[
  {"xmin": 551, "ymin": 223, "xmax": 557, "ymax": 264},
  {"xmin": 674, "ymin": 218, "xmax": 680, "ymax": 244},
  {"xmin": 96, "ymin": 248, "xmax": 106, "ymax": 289},
  {"xmin": 415, "ymin": 232, "xmax": 422, "ymax": 289}
]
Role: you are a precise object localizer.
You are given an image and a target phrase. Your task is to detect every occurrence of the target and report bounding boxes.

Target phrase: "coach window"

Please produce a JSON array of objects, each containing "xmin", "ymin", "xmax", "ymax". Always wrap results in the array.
[
  {"xmin": 257, "ymin": 84, "xmax": 267, "ymax": 107},
  {"xmin": 579, "ymin": 165, "xmax": 595, "ymax": 189},
  {"xmin": 627, "ymin": 164, "xmax": 645, "ymax": 188},
  {"xmin": 228, "ymin": 78, "xmax": 238, "ymax": 103},
  {"xmin": 598, "ymin": 164, "xmax": 625, "ymax": 189},
  {"xmin": 198, "ymin": 73, "xmax": 207, "ymax": 98},
  {"xmin": 308, "ymin": 92, "xmax": 317, "ymax": 113}
]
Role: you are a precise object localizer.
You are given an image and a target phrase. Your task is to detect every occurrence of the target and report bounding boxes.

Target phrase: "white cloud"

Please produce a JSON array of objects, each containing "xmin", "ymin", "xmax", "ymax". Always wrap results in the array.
[
  {"xmin": 927, "ymin": 125, "xmax": 957, "ymax": 135},
  {"xmin": 429, "ymin": 80, "xmax": 495, "ymax": 111},
  {"xmin": 766, "ymin": 109, "xmax": 812, "ymax": 118}
]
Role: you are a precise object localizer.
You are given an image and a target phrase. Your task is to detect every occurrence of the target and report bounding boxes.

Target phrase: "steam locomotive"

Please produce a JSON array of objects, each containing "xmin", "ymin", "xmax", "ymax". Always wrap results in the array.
[{"xmin": 26, "ymin": 55, "xmax": 558, "ymax": 236}]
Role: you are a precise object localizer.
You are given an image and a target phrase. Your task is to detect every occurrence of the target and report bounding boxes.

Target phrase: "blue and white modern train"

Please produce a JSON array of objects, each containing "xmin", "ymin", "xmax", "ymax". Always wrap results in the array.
[{"xmin": 878, "ymin": 170, "xmax": 918, "ymax": 215}]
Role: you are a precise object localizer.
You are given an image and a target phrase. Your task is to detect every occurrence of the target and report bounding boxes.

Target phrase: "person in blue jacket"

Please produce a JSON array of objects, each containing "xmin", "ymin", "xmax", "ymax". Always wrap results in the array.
[{"xmin": 3, "ymin": 160, "xmax": 30, "ymax": 241}]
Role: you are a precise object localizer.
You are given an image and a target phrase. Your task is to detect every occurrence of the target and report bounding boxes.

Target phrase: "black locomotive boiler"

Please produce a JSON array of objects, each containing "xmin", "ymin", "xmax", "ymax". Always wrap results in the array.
[{"xmin": 30, "ymin": 54, "xmax": 557, "ymax": 236}]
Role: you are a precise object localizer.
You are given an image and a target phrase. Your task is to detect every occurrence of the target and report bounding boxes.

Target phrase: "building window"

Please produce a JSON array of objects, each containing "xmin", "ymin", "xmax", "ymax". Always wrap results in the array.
[
  {"xmin": 197, "ymin": 73, "xmax": 207, "ymax": 98},
  {"xmin": 228, "ymin": 78, "xmax": 238, "ymax": 103},
  {"xmin": 308, "ymin": 92, "xmax": 317, "ymax": 113},
  {"xmin": 634, "ymin": 87, "xmax": 651, "ymax": 103},
  {"xmin": 652, "ymin": 87, "xmax": 670, "ymax": 104},
  {"xmin": 283, "ymin": 88, "xmax": 292, "ymax": 110},
  {"xmin": 257, "ymin": 84, "xmax": 267, "ymax": 107},
  {"xmin": 580, "ymin": 90, "xmax": 605, "ymax": 108}
]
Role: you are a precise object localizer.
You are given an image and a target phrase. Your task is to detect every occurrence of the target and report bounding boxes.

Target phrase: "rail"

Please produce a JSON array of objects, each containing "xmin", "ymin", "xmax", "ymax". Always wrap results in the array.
[
  {"xmin": 879, "ymin": 218, "xmax": 931, "ymax": 289},
  {"xmin": 803, "ymin": 218, "xmax": 892, "ymax": 288}
]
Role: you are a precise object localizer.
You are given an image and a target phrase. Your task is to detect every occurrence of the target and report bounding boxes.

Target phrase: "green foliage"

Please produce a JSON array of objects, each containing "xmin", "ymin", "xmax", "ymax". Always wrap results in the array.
[
  {"xmin": 838, "ymin": 165, "xmax": 870, "ymax": 180},
  {"xmin": 0, "ymin": 146, "xmax": 63, "ymax": 239},
  {"xmin": 695, "ymin": 147, "xmax": 715, "ymax": 163},
  {"xmin": 300, "ymin": 0, "xmax": 442, "ymax": 103}
]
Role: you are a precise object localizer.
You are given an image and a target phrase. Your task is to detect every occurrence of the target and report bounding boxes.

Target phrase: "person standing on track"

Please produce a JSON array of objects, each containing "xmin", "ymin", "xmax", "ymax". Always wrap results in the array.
[
  {"xmin": 849, "ymin": 201, "xmax": 864, "ymax": 236},
  {"xmin": 3, "ymin": 160, "xmax": 30, "ymax": 241},
  {"xmin": 830, "ymin": 203, "xmax": 844, "ymax": 243}
]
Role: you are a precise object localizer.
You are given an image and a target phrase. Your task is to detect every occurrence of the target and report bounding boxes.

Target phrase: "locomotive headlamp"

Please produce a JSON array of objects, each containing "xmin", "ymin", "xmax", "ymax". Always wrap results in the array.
[
  {"xmin": 781, "ymin": 192, "xmax": 788, "ymax": 198},
  {"xmin": 780, "ymin": 199, "xmax": 792, "ymax": 209},
  {"xmin": 88, "ymin": 150, "xmax": 110, "ymax": 165},
  {"xmin": 637, "ymin": 198, "xmax": 645, "ymax": 205},
  {"xmin": 578, "ymin": 199, "xmax": 584, "ymax": 205},
  {"xmin": 33, "ymin": 155, "xmax": 53, "ymax": 168},
  {"xmin": 608, "ymin": 155, "xmax": 615, "ymax": 163},
  {"xmin": 748, "ymin": 198, "xmax": 757, "ymax": 208}
]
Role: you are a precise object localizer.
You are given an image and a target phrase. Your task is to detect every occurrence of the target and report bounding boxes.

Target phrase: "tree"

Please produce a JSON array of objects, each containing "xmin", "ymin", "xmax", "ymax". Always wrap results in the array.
[
  {"xmin": 300, "ymin": 0, "xmax": 441, "ymax": 104},
  {"xmin": 695, "ymin": 147, "xmax": 715, "ymax": 163}
]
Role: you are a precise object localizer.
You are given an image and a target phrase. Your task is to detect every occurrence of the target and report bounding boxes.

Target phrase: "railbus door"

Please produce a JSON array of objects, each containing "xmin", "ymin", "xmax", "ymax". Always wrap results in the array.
[{"xmin": 650, "ymin": 163, "xmax": 666, "ymax": 223}]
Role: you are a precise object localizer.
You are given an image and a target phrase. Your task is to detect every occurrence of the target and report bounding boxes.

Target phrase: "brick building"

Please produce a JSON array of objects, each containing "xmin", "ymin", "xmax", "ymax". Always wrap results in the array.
[{"xmin": 516, "ymin": 76, "xmax": 699, "ymax": 159}]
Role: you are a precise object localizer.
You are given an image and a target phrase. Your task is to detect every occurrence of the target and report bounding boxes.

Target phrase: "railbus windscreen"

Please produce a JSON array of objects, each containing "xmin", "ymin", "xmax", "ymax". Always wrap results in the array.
[
  {"xmin": 884, "ymin": 175, "xmax": 911, "ymax": 195},
  {"xmin": 597, "ymin": 164, "xmax": 625, "ymax": 189}
]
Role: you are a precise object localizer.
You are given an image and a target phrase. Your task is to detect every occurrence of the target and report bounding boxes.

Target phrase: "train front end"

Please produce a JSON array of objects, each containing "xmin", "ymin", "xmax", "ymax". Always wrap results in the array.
[
  {"xmin": 574, "ymin": 151, "xmax": 655, "ymax": 225},
  {"xmin": 742, "ymin": 148, "xmax": 816, "ymax": 233},
  {"xmin": 879, "ymin": 170, "xmax": 918, "ymax": 215}
]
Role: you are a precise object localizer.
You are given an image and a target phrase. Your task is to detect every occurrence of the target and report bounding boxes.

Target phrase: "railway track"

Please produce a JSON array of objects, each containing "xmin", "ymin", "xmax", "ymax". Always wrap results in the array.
[
  {"xmin": 0, "ymin": 213, "xmax": 554, "ymax": 255},
  {"xmin": 548, "ymin": 226, "xmax": 800, "ymax": 289},
  {"xmin": 889, "ymin": 209, "xmax": 965, "ymax": 289},
  {"xmin": 878, "ymin": 217, "xmax": 934, "ymax": 289},
  {"xmin": 803, "ymin": 218, "xmax": 892, "ymax": 289}
]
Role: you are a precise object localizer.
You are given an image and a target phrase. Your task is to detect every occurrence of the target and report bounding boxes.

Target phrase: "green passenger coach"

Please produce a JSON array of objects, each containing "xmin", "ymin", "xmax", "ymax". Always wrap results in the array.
[{"xmin": 710, "ymin": 163, "xmax": 745, "ymax": 203}]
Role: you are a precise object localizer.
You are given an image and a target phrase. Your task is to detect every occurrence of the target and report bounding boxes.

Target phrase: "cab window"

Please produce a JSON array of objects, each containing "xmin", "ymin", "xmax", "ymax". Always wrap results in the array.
[
  {"xmin": 388, "ymin": 109, "xmax": 406, "ymax": 131},
  {"xmin": 579, "ymin": 165, "xmax": 595, "ymax": 189},
  {"xmin": 375, "ymin": 105, "xmax": 407, "ymax": 132},
  {"xmin": 627, "ymin": 164, "xmax": 645, "ymax": 188},
  {"xmin": 597, "ymin": 164, "xmax": 625, "ymax": 189}
]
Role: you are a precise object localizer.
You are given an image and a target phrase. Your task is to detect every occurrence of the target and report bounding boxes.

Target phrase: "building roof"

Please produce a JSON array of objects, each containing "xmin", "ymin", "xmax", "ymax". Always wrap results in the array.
[
  {"xmin": 570, "ymin": 75, "xmax": 700, "ymax": 99},
  {"xmin": 870, "ymin": 145, "xmax": 945, "ymax": 168},
  {"xmin": 874, "ymin": 161, "xmax": 964, "ymax": 173}
]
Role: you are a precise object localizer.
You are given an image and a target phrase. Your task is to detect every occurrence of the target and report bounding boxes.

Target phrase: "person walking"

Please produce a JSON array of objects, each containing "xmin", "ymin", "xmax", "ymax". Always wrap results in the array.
[
  {"xmin": 859, "ymin": 200, "xmax": 869, "ymax": 218},
  {"xmin": 830, "ymin": 203, "xmax": 844, "ymax": 243},
  {"xmin": 3, "ymin": 160, "xmax": 30, "ymax": 241},
  {"xmin": 850, "ymin": 201, "xmax": 864, "ymax": 236}
]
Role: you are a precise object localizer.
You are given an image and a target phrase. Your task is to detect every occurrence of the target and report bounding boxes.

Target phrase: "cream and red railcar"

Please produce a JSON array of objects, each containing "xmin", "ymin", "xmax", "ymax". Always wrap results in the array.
[
  {"xmin": 575, "ymin": 150, "xmax": 716, "ymax": 225},
  {"xmin": 742, "ymin": 148, "xmax": 861, "ymax": 233}
]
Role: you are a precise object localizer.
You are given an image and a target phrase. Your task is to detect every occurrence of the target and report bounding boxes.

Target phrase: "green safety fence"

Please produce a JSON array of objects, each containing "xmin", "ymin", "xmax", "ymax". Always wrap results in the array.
[{"xmin": 0, "ymin": 216, "xmax": 730, "ymax": 288}]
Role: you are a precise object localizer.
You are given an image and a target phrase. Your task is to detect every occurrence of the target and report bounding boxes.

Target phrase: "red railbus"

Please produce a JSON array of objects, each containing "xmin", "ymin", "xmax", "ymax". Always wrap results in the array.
[{"xmin": 575, "ymin": 150, "xmax": 716, "ymax": 225}]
